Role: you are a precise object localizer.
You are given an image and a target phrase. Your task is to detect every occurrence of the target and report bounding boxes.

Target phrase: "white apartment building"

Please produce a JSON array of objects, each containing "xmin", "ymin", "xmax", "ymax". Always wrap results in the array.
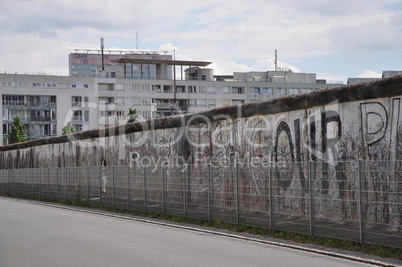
[{"xmin": 0, "ymin": 50, "xmax": 341, "ymax": 145}]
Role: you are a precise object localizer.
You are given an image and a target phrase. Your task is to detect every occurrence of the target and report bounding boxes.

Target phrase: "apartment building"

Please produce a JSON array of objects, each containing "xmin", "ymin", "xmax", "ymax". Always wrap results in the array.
[{"xmin": 0, "ymin": 50, "xmax": 341, "ymax": 145}]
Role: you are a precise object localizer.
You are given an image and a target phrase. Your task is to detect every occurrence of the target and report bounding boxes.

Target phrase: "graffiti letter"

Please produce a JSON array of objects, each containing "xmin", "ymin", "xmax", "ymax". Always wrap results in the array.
[{"xmin": 360, "ymin": 102, "xmax": 388, "ymax": 145}]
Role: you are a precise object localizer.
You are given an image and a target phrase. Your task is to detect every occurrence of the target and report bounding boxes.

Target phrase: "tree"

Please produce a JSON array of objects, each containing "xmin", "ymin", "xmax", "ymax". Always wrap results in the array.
[
  {"xmin": 62, "ymin": 121, "xmax": 74, "ymax": 135},
  {"xmin": 9, "ymin": 116, "xmax": 27, "ymax": 144},
  {"xmin": 127, "ymin": 108, "xmax": 139, "ymax": 123}
]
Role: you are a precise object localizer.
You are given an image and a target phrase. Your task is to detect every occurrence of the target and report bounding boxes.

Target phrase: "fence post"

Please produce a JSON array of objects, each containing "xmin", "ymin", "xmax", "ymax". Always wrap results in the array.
[
  {"xmin": 183, "ymin": 164, "xmax": 188, "ymax": 218},
  {"xmin": 144, "ymin": 166, "xmax": 147, "ymax": 213},
  {"xmin": 162, "ymin": 164, "xmax": 165, "ymax": 215},
  {"xmin": 56, "ymin": 168, "xmax": 58, "ymax": 202},
  {"xmin": 112, "ymin": 166, "xmax": 115, "ymax": 208},
  {"xmin": 39, "ymin": 168, "xmax": 42, "ymax": 200},
  {"xmin": 208, "ymin": 164, "xmax": 212, "ymax": 221},
  {"xmin": 127, "ymin": 165, "xmax": 130, "ymax": 211},
  {"xmin": 309, "ymin": 161, "xmax": 314, "ymax": 237},
  {"xmin": 10, "ymin": 169, "xmax": 13, "ymax": 196},
  {"xmin": 18, "ymin": 168, "xmax": 21, "ymax": 197},
  {"xmin": 7, "ymin": 170, "xmax": 10, "ymax": 195},
  {"xmin": 23, "ymin": 169, "xmax": 26, "ymax": 198},
  {"xmin": 87, "ymin": 166, "xmax": 90, "ymax": 204},
  {"xmin": 269, "ymin": 163, "xmax": 274, "ymax": 230},
  {"xmin": 99, "ymin": 166, "xmax": 102, "ymax": 206},
  {"xmin": 47, "ymin": 167, "xmax": 50, "ymax": 200},
  {"xmin": 358, "ymin": 160, "xmax": 364, "ymax": 244},
  {"xmin": 75, "ymin": 166, "xmax": 78, "ymax": 203},
  {"xmin": 236, "ymin": 161, "xmax": 240, "ymax": 225},
  {"xmin": 32, "ymin": 169, "xmax": 34, "ymax": 199},
  {"xmin": 65, "ymin": 168, "xmax": 67, "ymax": 202}
]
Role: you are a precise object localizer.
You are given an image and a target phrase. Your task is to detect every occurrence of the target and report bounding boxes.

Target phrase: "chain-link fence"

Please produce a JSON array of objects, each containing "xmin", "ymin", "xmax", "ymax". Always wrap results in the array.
[{"xmin": 0, "ymin": 160, "xmax": 401, "ymax": 248}]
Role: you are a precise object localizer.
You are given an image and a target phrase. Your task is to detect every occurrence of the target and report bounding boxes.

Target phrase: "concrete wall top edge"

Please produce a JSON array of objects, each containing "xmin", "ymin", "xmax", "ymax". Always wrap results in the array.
[{"xmin": 1, "ymin": 74, "xmax": 401, "ymax": 152}]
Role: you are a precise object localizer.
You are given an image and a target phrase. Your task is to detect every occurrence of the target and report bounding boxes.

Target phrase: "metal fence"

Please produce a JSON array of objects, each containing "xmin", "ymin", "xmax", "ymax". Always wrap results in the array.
[{"xmin": 0, "ymin": 160, "xmax": 401, "ymax": 248}]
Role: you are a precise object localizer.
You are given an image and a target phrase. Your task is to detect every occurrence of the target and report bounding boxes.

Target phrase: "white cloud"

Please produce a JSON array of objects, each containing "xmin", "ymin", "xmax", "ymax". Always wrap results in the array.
[{"xmin": 358, "ymin": 70, "xmax": 382, "ymax": 78}]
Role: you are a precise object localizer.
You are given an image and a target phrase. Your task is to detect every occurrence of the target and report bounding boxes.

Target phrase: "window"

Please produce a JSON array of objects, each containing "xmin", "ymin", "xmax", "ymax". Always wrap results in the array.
[
  {"xmin": 133, "ymin": 97, "xmax": 141, "ymax": 105},
  {"xmin": 232, "ymin": 87, "xmax": 245, "ymax": 94},
  {"xmin": 72, "ymin": 111, "xmax": 82, "ymax": 122},
  {"xmin": 176, "ymin": 86, "xmax": 186, "ymax": 93},
  {"xmin": 222, "ymin": 87, "xmax": 230, "ymax": 94},
  {"xmin": 232, "ymin": 100, "xmax": 245, "ymax": 105},
  {"xmin": 45, "ymin": 83, "xmax": 56, "ymax": 88},
  {"xmin": 223, "ymin": 99, "xmax": 230, "ymax": 106},
  {"xmin": 302, "ymin": 88, "xmax": 312, "ymax": 93},
  {"xmin": 208, "ymin": 99, "xmax": 216, "ymax": 106},
  {"xmin": 188, "ymin": 86, "xmax": 197, "ymax": 93},
  {"xmin": 142, "ymin": 98, "xmax": 152, "ymax": 105},
  {"xmin": 58, "ymin": 83, "xmax": 69, "ymax": 89},
  {"xmin": 2, "ymin": 109, "xmax": 8, "ymax": 120},
  {"xmin": 199, "ymin": 86, "xmax": 206, "ymax": 93},
  {"xmin": 72, "ymin": 124, "xmax": 82, "ymax": 132},
  {"xmin": 2, "ymin": 95, "xmax": 25, "ymax": 106},
  {"xmin": 71, "ymin": 84, "xmax": 87, "ymax": 89},
  {"xmin": 189, "ymin": 99, "xmax": 198, "ymax": 106},
  {"xmin": 99, "ymin": 83, "xmax": 114, "ymax": 91},
  {"xmin": 276, "ymin": 88, "xmax": 286, "ymax": 95},
  {"xmin": 143, "ymin": 111, "xmax": 152, "ymax": 119},
  {"xmin": 207, "ymin": 87, "xmax": 215, "ymax": 93},
  {"xmin": 198, "ymin": 99, "xmax": 207, "ymax": 106},
  {"xmin": 201, "ymin": 75, "xmax": 206, "ymax": 81},
  {"xmin": 116, "ymin": 111, "xmax": 125, "ymax": 118},
  {"xmin": 3, "ymin": 124, "xmax": 9, "ymax": 135},
  {"xmin": 163, "ymin": 85, "xmax": 173, "ymax": 93},
  {"xmin": 33, "ymin": 83, "xmax": 45, "ymax": 87},
  {"xmin": 133, "ymin": 84, "xmax": 141, "ymax": 92},
  {"xmin": 72, "ymin": 96, "xmax": 82, "ymax": 107},
  {"xmin": 115, "ymin": 97, "xmax": 124, "ymax": 105},
  {"xmin": 152, "ymin": 85, "xmax": 161, "ymax": 93},
  {"xmin": 84, "ymin": 110, "xmax": 89, "ymax": 122},
  {"xmin": 262, "ymin": 87, "xmax": 273, "ymax": 94},
  {"xmin": 251, "ymin": 87, "xmax": 260, "ymax": 94},
  {"xmin": 116, "ymin": 84, "xmax": 124, "ymax": 91},
  {"xmin": 142, "ymin": 84, "xmax": 150, "ymax": 92},
  {"xmin": 289, "ymin": 88, "xmax": 299, "ymax": 95},
  {"xmin": 98, "ymin": 97, "xmax": 114, "ymax": 104},
  {"xmin": 100, "ymin": 111, "xmax": 114, "ymax": 118}
]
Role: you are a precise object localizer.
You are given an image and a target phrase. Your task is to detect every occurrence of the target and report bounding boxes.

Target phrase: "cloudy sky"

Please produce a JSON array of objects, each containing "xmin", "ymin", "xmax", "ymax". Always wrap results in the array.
[{"xmin": 1, "ymin": 0, "xmax": 402, "ymax": 83}]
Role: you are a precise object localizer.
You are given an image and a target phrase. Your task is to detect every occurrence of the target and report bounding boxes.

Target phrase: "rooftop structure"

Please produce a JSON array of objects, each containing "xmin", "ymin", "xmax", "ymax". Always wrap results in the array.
[{"xmin": 347, "ymin": 70, "xmax": 402, "ymax": 85}]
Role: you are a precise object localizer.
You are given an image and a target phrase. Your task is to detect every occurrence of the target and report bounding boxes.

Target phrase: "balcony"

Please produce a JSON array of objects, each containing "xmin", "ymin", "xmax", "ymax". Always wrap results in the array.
[
  {"xmin": 72, "ymin": 116, "xmax": 83, "ymax": 122},
  {"xmin": 28, "ymin": 116, "xmax": 54, "ymax": 122},
  {"xmin": 2, "ymin": 101, "xmax": 57, "ymax": 109},
  {"xmin": 72, "ymin": 101, "xmax": 83, "ymax": 107}
]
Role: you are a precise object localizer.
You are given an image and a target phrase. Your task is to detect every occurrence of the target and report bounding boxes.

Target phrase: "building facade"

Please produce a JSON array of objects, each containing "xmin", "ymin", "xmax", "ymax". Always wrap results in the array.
[{"xmin": 0, "ymin": 50, "xmax": 342, "ymax": 145}]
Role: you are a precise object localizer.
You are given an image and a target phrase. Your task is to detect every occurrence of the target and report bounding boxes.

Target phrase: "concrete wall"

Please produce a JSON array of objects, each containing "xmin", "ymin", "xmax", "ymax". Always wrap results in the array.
[{"xmin": 1, "ymin": 74, "xmax": 402, "ymax": 231}]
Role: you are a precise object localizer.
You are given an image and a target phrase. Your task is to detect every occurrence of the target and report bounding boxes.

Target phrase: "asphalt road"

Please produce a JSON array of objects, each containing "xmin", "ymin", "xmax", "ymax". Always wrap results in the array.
[{"xmin": 0, "ymin": 197, "xmax": 377, "ymax": 267}]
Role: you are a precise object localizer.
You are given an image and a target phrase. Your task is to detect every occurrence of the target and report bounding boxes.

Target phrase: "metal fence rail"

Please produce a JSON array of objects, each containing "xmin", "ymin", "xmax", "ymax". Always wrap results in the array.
[{"xmin": 0, "ymin": 160, "xmax": 401, "ymax": 248}]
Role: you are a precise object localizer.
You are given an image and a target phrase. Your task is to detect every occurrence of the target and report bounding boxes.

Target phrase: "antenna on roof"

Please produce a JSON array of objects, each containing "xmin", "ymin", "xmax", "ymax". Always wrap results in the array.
[
  {"xmin": 274, "ymin": 50, "xmax": 278, "ymax": 71},
  {"xmin": 101, "ymin": 38, "xmax": 105, "ymax": 71},
  {"xmin": 136, "ymin": 31, "xmax": 139, "ymax": 50}
]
